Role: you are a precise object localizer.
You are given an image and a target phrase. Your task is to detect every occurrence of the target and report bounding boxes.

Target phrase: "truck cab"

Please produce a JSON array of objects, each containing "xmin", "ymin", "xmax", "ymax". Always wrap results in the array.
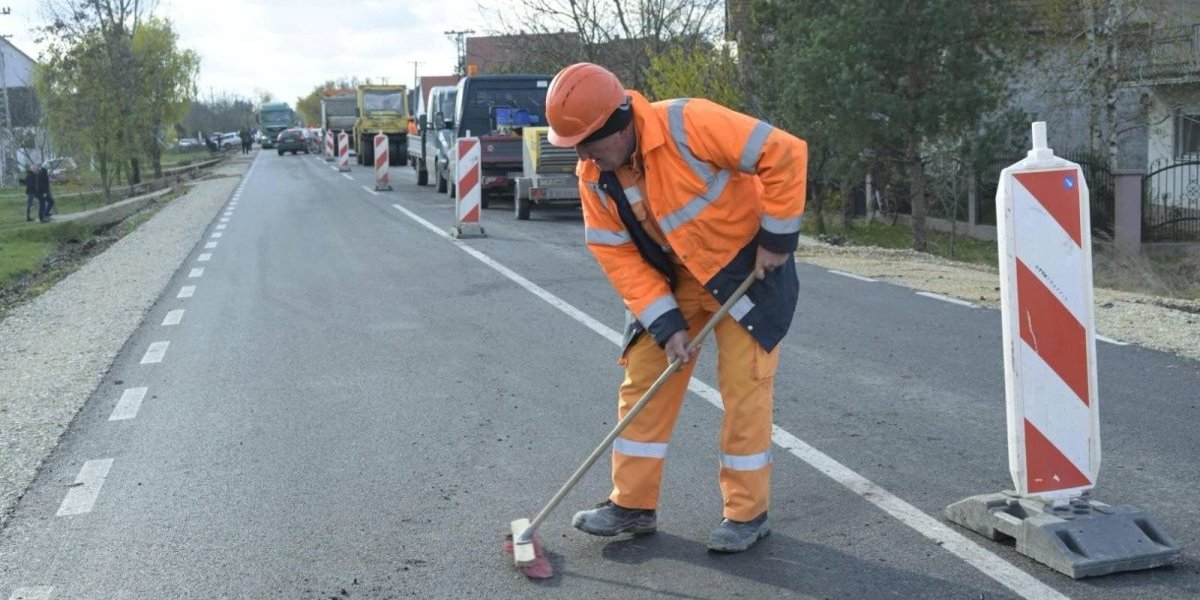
[
  {"xmin": 353, "ymin": 84, "xmax": 409, "ymax": 167},
  {"xmin": 445, "ymin": 75, "xmax": 552, "ymax": 207},
  {"xmin": 422, "ymin": 86, "xmax": 458, "ymax": 192}
]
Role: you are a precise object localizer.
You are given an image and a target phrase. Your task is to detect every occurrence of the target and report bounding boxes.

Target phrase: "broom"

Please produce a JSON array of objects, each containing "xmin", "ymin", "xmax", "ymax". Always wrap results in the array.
[{"xmin": 506, "ymin": 274, "xmax": 757, "ymax": 579}]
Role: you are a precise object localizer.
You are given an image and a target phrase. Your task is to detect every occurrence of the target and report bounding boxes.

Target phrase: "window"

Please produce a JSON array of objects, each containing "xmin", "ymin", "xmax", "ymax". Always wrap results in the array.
[{"xmin": 1175, "ymin": 112, "xmax": 1200, "ymax": 158}]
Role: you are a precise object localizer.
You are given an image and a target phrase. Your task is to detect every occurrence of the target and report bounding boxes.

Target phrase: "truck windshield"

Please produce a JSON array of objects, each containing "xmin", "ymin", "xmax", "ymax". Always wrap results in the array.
[
  {"xmin": 436, "ymin": 92, "xmax": 457, "ymax": 123},
  {"xmin": 364, "ymin": 91, "xmax": 405, "ymax": 113},
  {"xmin": 460, "ymin": 81, "xmax": 548, "ymax": 136},
  {"xmin": 261, "ymin": 111, "xmax": 292, "ymax": 126}
]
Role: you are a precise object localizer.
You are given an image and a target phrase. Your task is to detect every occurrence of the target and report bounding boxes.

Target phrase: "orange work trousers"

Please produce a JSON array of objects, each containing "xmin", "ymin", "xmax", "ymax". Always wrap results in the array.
[{"xmin": 611, "ymin": 265, "xmax": 779, "ymax": 522}]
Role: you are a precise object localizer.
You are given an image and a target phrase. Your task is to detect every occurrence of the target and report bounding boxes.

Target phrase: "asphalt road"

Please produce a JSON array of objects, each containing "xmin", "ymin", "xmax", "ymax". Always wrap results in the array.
[{"xmin": 1, "ymin": 151, "xmax": 1197, "ymax": 599}]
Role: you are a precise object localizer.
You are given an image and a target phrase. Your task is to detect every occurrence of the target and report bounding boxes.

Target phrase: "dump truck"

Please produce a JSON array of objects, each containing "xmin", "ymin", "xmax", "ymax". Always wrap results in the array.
[
  {"xmin": 257, "ymin": 102, "xmax": 296, "ymax": 149},
  {"xmin": 408, "ymin": 85, "xmax": 458, "ymax": 188},
  {"xmin": 353, "ymin": 84, "xmax": 408, "ymax": 167},
  {"xmin": 444, "ymin": 74, "xmax": 553, "ymax": 208},
  {"xmin": 321, "ymin": 89, "xmax": 358, "ymax": 157},
  {"xmin": 513, "ymin": 126, "xmax": 580, "ymax": 219}
]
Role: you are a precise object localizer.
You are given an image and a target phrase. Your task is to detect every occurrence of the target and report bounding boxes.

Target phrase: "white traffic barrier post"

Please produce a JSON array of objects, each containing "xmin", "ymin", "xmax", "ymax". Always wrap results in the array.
[
  {"xmin": 325, "ymin": 131, "xmax": 334, "ymax": 162},
  {"xmin": 945, "ymin": 122, "xmax": 1179, "ymax": 579},
  {"xmin": 337, "ymin": 132, "xmax": 351, "ymax": 172},
  {"xmin": 374, "ymin": 132, "xmax": 392, "ymax": 191},
  {"xmin": 450, "ymin": 137, "xmax": 485, "ymax": 238}
]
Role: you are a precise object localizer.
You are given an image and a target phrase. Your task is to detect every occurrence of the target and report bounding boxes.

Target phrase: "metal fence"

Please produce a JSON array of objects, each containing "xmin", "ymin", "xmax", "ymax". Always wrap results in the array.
[
  {"xmin": 1143, "ymin": 159, "xmax": 1200, "ymax": 242},
  {"xmin": 974, "ymin": 151, "xmax": 1115, "ymax": 236}
]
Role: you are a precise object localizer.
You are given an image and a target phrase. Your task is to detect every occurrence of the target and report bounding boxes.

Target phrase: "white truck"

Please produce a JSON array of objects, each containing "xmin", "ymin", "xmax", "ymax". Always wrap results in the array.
[{"xmin": 407, "ymin": 85, "xmax": 458, "ymax": 188}]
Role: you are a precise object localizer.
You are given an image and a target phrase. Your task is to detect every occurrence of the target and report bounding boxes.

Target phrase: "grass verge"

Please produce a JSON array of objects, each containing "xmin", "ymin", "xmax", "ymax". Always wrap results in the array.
[{"xmin": 0, "ymin": 186, "xmax": 186, "ymax": 321}]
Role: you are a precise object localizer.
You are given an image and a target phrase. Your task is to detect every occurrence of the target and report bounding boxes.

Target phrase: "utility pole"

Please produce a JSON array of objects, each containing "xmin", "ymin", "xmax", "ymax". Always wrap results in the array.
[
  {"xmin": 0, "ymin": 7, "xmax": 13, "ymax": 186},
  {"xmin": 444, "ymin": 30, "xmax": 475, "ymax": 77},
  {"xmin": 409, "ymin": 60, "xmax": 423, "ymax": 89}
]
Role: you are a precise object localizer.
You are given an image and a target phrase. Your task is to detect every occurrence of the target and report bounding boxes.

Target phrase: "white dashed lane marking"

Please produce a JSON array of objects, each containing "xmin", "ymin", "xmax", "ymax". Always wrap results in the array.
[
  {"xmin": 205, "ymin": 241, "xmax": 218, "ymax": 249},
  {"xmin": 828, "ymin": 269, "xmax": 878, "ymax": 283},
  {"xmin": 916, "ymin": 291, "xmax": 978, "ymax": 308},
  {"xmin": 8, "ymin": 586, "xmax": 53, "ymax": 600},
  {"xmin": 162, "ymin": 309, "xmax": 184, "ymax": 326},
  {"xmin": 362, "ymin": 185, "xmax": 379, "ymax": 196},
  {"xmin": 188, "ymin": 268, "xmax": 204, "ymax": 278},
  {"xmin": 140, "ymin": 341, "xmax": 169, "ymax": 364},
  {"xmin": 210, "ymin": 232, "xmax": 223, "ymax": 239},
  {"xmin": 178, "ymin": 285, "xmax": 195, "ymax": 298},
  {"xmin": 109, "ymin": 387, "xmax": 148, "ymax": 421},
  {"xmin": 56, "ymin": 459, "xmax": 114, "ymax": 516},
  {"xmin": 198, "ymin": 253, "xmax": 212, "ymax": 262}
]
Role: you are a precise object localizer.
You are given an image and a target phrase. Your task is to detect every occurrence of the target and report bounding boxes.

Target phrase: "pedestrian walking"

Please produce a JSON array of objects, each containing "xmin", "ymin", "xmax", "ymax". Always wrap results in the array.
[
  {"xmin": 545, "ymin": 63, "xmax": 808, "ymax": 553},
  {"xmin": 240, "ymin": 127, "xmax": 252, "ymax": 154},
  {"xmin": 22, "ymin": 162, "xmax": 53, "ymax": 222}
]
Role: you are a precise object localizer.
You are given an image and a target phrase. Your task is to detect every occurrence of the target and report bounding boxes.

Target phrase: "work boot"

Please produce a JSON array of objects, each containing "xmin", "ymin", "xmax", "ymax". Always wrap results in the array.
[
  {"xmin": 572, "ymin": 500, "xmax": 657, "ymax": 537},
  {"xmin": 707, "ymin": 512, "xmax": 770, "ymax": 553}
]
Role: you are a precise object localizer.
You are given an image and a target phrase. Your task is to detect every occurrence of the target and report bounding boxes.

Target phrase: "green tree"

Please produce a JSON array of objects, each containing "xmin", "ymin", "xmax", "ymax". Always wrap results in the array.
[
  {"xmin": 132, "ymin": 17, "xmax": 199, "ymax": 179},
  {"xmin": 747, "ymin": 0, "xmax": 1029, "ymax": 250},
  {"xmin": 643, "ymin": 44, "xmax": 742, "ymax": 109}
]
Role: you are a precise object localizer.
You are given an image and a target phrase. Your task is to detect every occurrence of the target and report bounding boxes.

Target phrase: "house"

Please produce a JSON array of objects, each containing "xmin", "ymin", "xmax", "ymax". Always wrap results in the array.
[{"xmin": 0, "ymin": 37, "xmax": 41, "ymax": 183}]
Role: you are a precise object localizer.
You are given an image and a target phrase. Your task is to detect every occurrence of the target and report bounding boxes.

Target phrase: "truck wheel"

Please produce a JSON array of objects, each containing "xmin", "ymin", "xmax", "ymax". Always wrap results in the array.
[
  {"xmin": 480, "ymin": 193, "xmax": 490, "ymax": 209},
  {"xmin": 417, "ymin": 166, "xmax": 428, "ymax": 186},
  {"xmin": 390, "ymin": 140, "xmax": 402, "ymax": 166},
  {"xmin": 360, "ymin": 135, "xmax": 374, "ymax": 166},
  {"xmin": 436, "ymin": 161, "xmax": 447, "ymax": 193},
  {"xmin": 515, "ymin": 194, "xmax": 530, "ymax": 220}
]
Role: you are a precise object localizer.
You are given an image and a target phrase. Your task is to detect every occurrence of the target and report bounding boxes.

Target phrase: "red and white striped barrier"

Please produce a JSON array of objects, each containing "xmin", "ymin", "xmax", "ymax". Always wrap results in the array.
[
  {"xmin": 324, "ymin": 131, "xmax": 334, "ymax": 161},
  {"xmin": 337, "ymin": 132, "xmax": 350, "ymax": 172},
  {"xmin": 374, "ymin": 132, "xmax": 392, "ymax": 191},
  {"xmin": 998, "ymin": 122, "xmax": 1099, "ymax": 502},
  {"xmin": 451, "ymin": 137, "xmax": 485, "ymax": 238}
]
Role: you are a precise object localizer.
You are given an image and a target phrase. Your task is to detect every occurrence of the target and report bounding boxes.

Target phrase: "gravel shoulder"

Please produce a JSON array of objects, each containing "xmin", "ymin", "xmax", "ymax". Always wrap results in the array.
[
  {"xmin": 0, "ymin": 155, "xmax": 252, "ymax": 528},
  {"xmin": 799, "ymin": 239, "xmax": 1200, "ymax": 362}
]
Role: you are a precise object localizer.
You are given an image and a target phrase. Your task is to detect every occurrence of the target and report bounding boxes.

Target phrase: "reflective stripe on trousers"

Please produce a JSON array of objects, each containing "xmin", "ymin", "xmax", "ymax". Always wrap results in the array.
[{"xmin": 611, "ymin": 265, "xmax": 779, "ymax": 521}]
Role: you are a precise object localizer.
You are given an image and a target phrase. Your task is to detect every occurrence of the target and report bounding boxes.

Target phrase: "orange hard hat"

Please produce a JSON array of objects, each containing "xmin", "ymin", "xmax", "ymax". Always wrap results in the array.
[{"xmin": 546, "ymin": 63, "xmax": 626, "ymax": 147}]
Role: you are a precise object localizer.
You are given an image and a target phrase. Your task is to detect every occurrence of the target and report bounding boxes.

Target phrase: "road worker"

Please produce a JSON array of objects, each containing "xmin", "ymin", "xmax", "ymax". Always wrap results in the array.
[{"xmin": 545, "ymin": 63, "xmax": 807, "ymax": 553}]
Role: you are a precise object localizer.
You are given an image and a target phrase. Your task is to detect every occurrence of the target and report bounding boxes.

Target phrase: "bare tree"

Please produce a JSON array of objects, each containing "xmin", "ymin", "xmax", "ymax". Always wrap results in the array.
[{"xmin": 480, "ymin": 0, "xmax": 724, "ymax": 87}]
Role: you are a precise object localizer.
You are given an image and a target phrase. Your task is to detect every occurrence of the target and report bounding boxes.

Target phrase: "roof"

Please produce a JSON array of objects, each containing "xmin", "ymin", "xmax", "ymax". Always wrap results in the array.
[{"xmin": 465, "ymin": 32, "xmax": 581, "ymax": 74}]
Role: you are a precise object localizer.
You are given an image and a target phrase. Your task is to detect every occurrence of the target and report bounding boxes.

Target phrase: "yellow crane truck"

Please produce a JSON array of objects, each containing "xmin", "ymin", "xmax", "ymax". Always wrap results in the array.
[{"xmin": 353, "ymin": 84, "xmax": 409, "ymax": 167}]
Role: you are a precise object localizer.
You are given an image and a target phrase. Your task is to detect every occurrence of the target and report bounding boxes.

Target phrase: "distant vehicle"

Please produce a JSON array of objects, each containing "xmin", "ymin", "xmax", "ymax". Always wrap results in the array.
[
  {"xmin": 408, "ymin": 85, "xmax": 457, "ymax": 188},
  {"xmin": 219, "ymin": 132, "xmax": 240, "ymax": 149},
  {"xmin": 276, "ymin": 128, "xmax": 309, "ymax": 155},
  {"xmin": 44, "ymin": 157, "xmax": 78, "ymax": 183},
  {"xmin": 321, "ymin": 89, "xmax": 358, "ymax": 157},
  {"xmin": 353, "ymin": 84, "xmax": 408, "ymax": 167},
  {"xmin": 177, "ymin": 138, "xmax": 202, "ymax": 150},
  {"xmin": 258, "ymin": 102, "xmax": 297, "ymax": 149}
]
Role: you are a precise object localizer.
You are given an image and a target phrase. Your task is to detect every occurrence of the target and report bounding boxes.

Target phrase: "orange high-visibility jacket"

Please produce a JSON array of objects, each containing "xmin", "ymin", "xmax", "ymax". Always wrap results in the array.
[{"xmin": 579, "ymin": 91, "xmax": 808, "ymax": 351}]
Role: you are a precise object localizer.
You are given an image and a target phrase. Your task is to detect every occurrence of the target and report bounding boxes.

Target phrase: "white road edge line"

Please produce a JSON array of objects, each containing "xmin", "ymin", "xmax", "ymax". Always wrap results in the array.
[
  {"xmin": 388, "ymin": 202, "xmax": 1067, "ymax": 599},
  {"xmin": 110, "ymin": 387, "xmax": 148, "ymax": 421},
  {"xmin": 828, "ymin": 269, "xmax": 877, "ymax": 283},
  {"xmin": 361, "ymin": 185, "xmax": 379, "ymax": 196},
  {"xmin": 916, "ymin": 291, "xmax": 977, "ymax": 308},
  {"xmin": 1096, "ymin": 334, "xmax": 1128, "ymax": 346},
  {"xmin": 342, "ymin": 173, "xmax": 354, "ymax": 181},
  {"xmin": 162, "ymin": 309, "xmax": 184, "ymax": 326},
  {"xmin": 56, "ymin": 459, "xmax": 114, "ymax": 516},
  {"xmin": 140, "ymin": 341, "xmax": 169, "ymax": 364},
  {"xmin": 8, "ymin": 586, "xmax": 53, "ymax": 600}
]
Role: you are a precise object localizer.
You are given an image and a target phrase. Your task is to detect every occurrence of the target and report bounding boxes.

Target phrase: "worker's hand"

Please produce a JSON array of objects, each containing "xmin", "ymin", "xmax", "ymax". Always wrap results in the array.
[
  {"xmin": 664, "ymin": 330, "xmax": 699, "ymax": 365},
  {"xmin": 754, "ymin": 246, "xmax": 790, "ymax": 280}
]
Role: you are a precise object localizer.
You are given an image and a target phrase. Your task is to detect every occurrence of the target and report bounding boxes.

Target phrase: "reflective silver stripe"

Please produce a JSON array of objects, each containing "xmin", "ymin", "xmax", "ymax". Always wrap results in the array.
[
  {"xmin": 761, "ymin": 213, "xmax": 802, "ymax": 235},
  {"xmin": 590, "ymin": 182, "xmax": 608, "ymax": 210},
  {"xmin": 638, "ymin": 294, "xmax": 679, "ymax": 326},
  {"xmin": 658, "ymin": 169, "xmax": 731, "ymax": 234},
  {"xmin": 729, "ymin": 296, "xmax": 755, "ymax": 321},
  {"xmin": 720, "ymin": 450, "xmax": 772, "ymax": 471},
  {"xmin": 624, "ymin": 185, "xmax": 643, "ymax": 205},
  {"xmin": 585, "ymin": 228, "xmax": 632, "ymax": 246},
  {"xmin": 668, "ymin": 99, "xmax": 714, "ymax": 182},
  {"xmin": 739, "ymin": 121, "xmax": 774, "ymax": 173},
  {"xmin": 614, "ymin": 437, "xmax": 668, "ymax": 459}
]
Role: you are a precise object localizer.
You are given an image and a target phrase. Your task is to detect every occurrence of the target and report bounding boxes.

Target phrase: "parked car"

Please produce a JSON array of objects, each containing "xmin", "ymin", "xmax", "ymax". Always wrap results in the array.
[
  {"xmin": 178, "ymin": 138, "xmax": 202, "ymax": 151},
  {"xmin": 219, "ymin": 132, "xmax": 240, "ymax": 149},
  {"xmin": 43, "ymin": 157, "xmax": 78, "ymax": 183},
  {"xmin": 275, "ymin": 128, "xmax": 309, "ymax": 155}
]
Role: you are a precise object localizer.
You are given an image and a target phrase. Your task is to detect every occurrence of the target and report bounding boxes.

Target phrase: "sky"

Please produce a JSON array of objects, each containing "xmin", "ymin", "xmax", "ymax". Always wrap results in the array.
[{"xmin": 3, "ymin": 0, "xmax": 489, "ymax": 105}]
